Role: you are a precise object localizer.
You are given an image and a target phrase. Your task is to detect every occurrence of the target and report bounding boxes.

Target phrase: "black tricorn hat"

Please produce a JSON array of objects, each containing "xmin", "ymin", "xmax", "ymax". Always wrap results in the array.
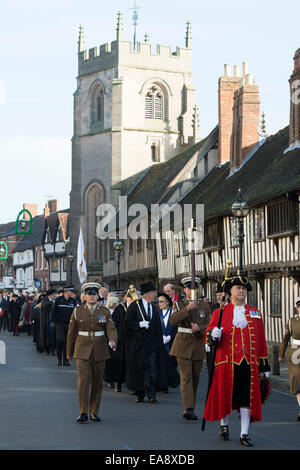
[
  {"xmin": 140, "ymin": 281, "xmax": 156, "ymax": 295},
  {"xmin": 223, "ymin": 275, "xmax": 252, "ymax": 295}
]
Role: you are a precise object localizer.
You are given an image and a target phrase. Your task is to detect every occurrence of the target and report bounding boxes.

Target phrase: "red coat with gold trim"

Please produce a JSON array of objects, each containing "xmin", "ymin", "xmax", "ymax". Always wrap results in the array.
[{"xmin": 203, "ymin": 302, "xmax": 269, "ymax": 423}]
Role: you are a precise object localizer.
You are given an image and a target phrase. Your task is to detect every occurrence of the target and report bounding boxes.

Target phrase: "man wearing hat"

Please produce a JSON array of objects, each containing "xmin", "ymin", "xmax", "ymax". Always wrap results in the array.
[
  {"xmin": 124, "ymin": 281, "xmax": 168, "ymax": 403},
  {"xmin": 66, "ymin": 285, "xmax": 117, "ymax": 423},
  {"xmin": 203, "ymin": 274, "xmax": 270, "ymax": 447},
  {"xmin": 52, "ymin": 286, "xmax": 75, "ymax": 366},
  {"xmin": 211, "ymin": 282, "xmax": 230, "ymax": 313},
  {"xmin": 169, "ymin": 277, "xmax": 211, "ymax": 420},
  {"xmin": 40, "ymin": 289, "xmax": 57, "ymax": 355},
  {"xmin": 279, "ymin": 296, "xmax": 300, "ymax": 422}
]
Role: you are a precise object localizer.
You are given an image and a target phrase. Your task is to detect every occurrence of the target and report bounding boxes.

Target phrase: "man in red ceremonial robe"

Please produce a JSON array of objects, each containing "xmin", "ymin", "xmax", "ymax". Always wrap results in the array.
[{"xmin": 204, "ymin": 275, "xmax": 270, "ymax": 447}]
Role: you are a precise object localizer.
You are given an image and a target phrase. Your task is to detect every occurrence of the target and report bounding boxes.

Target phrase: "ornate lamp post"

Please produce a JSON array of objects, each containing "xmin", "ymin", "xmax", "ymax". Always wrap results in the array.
[
  {"xmin": 67, "ymin": 250, "xmax": 75, "ymax": 285},
  {"xmin": 113, "ymin": 238, "xmax": 123, "ymax": 290},
  {"xmin": 231, "ymin": 188, "xmax": 249, "ymax": 275}
]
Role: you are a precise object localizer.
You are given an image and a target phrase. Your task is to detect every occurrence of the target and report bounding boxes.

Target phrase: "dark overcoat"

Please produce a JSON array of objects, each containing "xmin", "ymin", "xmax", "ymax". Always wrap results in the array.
[{"xmin": 124, "ymin": 299, "xmax": 168, "ymax": 392}]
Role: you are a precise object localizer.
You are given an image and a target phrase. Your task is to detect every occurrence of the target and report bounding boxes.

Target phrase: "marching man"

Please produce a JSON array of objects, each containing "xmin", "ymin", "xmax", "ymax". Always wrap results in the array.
[
  {"xmin": 203, "ymin": 275, "xmax": 270, "ymax": 447},
  {"xmin": 66, "ymin": 283, "xmax": 117, "ymax": 423}
]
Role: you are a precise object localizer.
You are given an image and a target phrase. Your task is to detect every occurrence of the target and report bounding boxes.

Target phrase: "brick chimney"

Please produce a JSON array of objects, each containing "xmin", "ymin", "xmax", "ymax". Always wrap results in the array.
[
  {"xmin": 230, "ymin": 64, "xmax": 260, "ymax": 169},
  {"xmin": 43, "ymin": 202, "xmax": 50, "ymax": 218},
  {"xmin": 218, "ymin": 64, "xmax": 242, "ymax": 164},
  {"xmin": 288, "ymin": 48, "xmax": 300, "ymax": 148},
  {"xmin": 23, "ymin": 203, "xmax": 38, "ymax": 218},
  {"xmin": 48, "ymin": 199, "xmax": 59, "ymax": 213}
]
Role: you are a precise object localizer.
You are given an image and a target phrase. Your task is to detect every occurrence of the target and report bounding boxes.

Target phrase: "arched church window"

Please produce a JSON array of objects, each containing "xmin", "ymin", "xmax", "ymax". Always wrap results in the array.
[
  {"xmin": 91, "ymin": 85, "xmax": 104, "ymax": 125},
  {"xmin": 145, "ymin": 85, "xmax": 165, "ymax": 120},
  {"xmin": 85, "ymin": 183, "xmax": 105, "ymax": 265}
]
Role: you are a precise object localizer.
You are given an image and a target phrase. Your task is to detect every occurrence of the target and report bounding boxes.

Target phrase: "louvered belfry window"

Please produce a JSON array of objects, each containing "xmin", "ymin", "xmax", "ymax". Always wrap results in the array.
[
  {"xmin": 97, "ymin": 89, "xmax": 104, "ymax": 122},
  {"xmin": 145, "ymin": 85, "xmax": 164, "ymax": 120}
]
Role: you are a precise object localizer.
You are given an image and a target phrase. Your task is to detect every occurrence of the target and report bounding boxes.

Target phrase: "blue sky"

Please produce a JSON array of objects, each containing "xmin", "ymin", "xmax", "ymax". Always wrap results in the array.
[{"xmin": 1, "ymin": 0, "xmax": 299, "ymax": 222}]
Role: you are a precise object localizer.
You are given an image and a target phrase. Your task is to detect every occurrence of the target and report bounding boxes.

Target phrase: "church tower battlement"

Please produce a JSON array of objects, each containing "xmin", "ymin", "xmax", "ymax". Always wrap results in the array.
[{"xmin": 78, "ymin": 14, "xmax": 192, "ymax": 78}]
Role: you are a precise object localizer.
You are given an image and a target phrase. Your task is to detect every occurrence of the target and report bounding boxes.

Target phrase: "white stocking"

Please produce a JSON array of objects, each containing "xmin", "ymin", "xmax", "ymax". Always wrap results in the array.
[
  {"xmin": 240, "ymin": 407, "xmax": 250, "ymax": 436},
  {"xmin": 220, "ymin": 415, "xmax": 229, "ymax": 426}
]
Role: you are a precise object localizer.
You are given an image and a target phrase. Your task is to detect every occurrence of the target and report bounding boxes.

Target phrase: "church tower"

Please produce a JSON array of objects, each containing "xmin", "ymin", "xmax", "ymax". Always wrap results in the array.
[{"xmin": 70, "ymin": 13, "xmax": 197, "ymax": 283}]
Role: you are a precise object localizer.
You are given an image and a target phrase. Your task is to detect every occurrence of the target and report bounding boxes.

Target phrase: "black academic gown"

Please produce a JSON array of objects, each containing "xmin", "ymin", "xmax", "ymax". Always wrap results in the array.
[
  {"xmin": 40, "ymin": 297, "xmax": 55, "ymax": 351},
  {"xmin": 104, "ymin": 303, "xmax": 127, "ymax": 385},
  {"xmin": 124, "ymin": 300, "xmax": 168, "ymax": 393}
]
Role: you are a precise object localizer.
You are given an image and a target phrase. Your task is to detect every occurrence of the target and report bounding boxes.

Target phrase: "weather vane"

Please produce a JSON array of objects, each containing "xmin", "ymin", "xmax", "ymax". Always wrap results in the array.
[{"xmin": 130, "ymin": 0, "xmax": 141, "ymax": 51}]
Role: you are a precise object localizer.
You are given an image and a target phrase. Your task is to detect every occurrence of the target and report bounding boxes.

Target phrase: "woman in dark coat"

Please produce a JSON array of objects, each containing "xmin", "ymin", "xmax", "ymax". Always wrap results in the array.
[
  {"xmin": 104, "ymin": 297, "xmax": 124, "ymax": 390},
  {"xmin": 157, "ymin": 293, "xmax": 180, "ymax": 390},
  {"xmin": 32, "ymin": 294, "xmax": 45, "ymax": 352},
  {"xmin": 40, "ymin": 290, "xmax": 56, "ymax": 355}
]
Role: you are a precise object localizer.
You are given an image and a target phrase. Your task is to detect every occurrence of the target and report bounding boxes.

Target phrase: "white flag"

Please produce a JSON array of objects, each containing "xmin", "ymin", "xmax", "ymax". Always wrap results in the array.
[{"xmin": 77, "ymin": 227, "xmax": 87, "ymax": 284}]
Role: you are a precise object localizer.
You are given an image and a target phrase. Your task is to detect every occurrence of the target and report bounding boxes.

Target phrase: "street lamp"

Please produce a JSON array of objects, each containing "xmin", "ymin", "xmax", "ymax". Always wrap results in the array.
[
  {"xmin": 113, "ymin": 239, "xmax": 123, "ymax": 290},
  {"xmin": 15, "ymin": 209, "xmax": 33, "ymax": 235},
  {"xmin": 67, "ymin": 250, "xmax": 75, "ymax": 285},
  {"xmin": 231, "ymin": 188, "xmax": 249, "ymax": 275}
]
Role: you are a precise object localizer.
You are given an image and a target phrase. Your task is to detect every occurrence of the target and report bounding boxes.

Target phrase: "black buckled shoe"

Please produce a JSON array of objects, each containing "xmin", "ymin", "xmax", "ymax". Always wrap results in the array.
[
  {"xmin": 240, "ymin": 434, "xmax": 253, "ymax": 447},
  {"xmin": 89, "ymin": 414, "xmax": 101, "ymax": 422},
  {"xmin": 219, "ymin": 425, "xmax": 229, "ymax": 441},
  {"xmin": 76, "ymin": 413, "xmax": 88, "ymax": 423},
  {"xmin": 148, "ymin": 396, "xmax": 157, "ymax": 403},
  {"xmin": 135, "ymin": 396, "xmax": 144, "ymax": 403},
  {"xmin": 183, "ymin": 409, "xmax": 198, "ymax": 421}
]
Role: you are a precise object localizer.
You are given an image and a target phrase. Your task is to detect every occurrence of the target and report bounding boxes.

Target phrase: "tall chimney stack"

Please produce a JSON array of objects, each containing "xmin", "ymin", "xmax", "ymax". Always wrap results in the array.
[
  {"xmin": 231, "ymin": 66, "xmax": 260, "ymax": 169},
  {"xmin": 288, "ymin": 48, "xmax": 300, "ymax": 148},
  {"xmin": 218, "ymin": 65, "xmax": 241, "ymax": 164}
]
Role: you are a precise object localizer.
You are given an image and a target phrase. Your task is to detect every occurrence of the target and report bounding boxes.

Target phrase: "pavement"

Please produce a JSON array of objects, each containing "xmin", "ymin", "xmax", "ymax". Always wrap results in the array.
[{"xmin": 267, "ymin": 345, "xmax": 290, "ymax": 394}]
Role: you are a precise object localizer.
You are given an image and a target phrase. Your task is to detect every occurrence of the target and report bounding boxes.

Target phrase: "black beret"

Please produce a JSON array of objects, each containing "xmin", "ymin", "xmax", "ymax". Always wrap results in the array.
[{"xmin": 46, "ymin": 289, "xmax": 56, "ymax": 296}]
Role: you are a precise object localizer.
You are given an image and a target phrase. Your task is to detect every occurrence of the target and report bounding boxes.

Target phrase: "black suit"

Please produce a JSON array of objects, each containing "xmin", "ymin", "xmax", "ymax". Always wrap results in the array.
[{"xmin": 124, "ymin": 299, "xmax": 167, "ymax": 399}]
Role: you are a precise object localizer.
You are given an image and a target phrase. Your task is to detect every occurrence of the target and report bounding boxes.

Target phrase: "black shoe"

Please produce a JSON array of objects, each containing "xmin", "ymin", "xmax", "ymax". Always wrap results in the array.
[
  {"xmin": 240, "ymin": 434, "xmax": 253, "ymax": 447},
  {"xmin": 107, "ymin": 382, "xmax": 115, "ymax": 389},
  {"xmin": 148, "ymin": 397, "xmax": 157, "ymax": 403},
  {"xmin": 63, "ymin": 360, "xmax": 70, "ymax": 366},
  {"xmin": 219, "ymin": 425, "xmax": 229, "ymax": 441},
  {"xmin": 135, "ymin": 396, "xmax": 144, "ymax": 403},
  {"xmin": 183, "ymin": 409, "xmax": 198, "ymax": 421},
  {"xmin": 76, "ymin": 413, "xmax": 88, "ymax": 423},
  {"xmin": 115, "ymin": 385, "xmax": 122, "ymax": 392},
  {"xmin": 297, "ymin": 413, "xmax": 300, "ymax": 422},
  {"xmin": 57, "ymin": 360, "xmax": 62, "ymax": 366},
  {"xmin": 89, "ymin": 414, "xmax": 101, "ymax": 422}
]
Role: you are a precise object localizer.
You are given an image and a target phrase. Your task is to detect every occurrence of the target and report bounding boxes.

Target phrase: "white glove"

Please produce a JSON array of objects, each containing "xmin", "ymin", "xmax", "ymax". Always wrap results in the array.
[
  {"xmin": 163, "ymin": 335, "xmax": 171, "ymax": 344},
  {"xmin": 211, "ymin": 327, "xmax": 223, "ymax": 340},
  {"xmin": 260, "ymin": 372, "xmax": 270, "ymax": 378},
  {"xmin": 139, "ymin": 321, "xmax": 150, "ymax": 329}
]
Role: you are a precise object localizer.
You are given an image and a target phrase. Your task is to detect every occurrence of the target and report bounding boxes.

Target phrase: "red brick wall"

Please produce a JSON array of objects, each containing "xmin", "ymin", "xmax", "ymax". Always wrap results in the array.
[
  {"xmin": 218, "ymin": 75, "xmax": 241, "ymax": 164},
  {"xmin": 231, "ymin": 82, "xmax": 260, "ymax": 168}
]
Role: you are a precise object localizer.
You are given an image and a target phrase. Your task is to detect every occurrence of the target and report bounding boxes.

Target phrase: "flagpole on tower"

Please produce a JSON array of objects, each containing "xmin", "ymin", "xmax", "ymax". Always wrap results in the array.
[{"xmin": 130, "ymin": 0, "xmax": 141, "ymax": 51}]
